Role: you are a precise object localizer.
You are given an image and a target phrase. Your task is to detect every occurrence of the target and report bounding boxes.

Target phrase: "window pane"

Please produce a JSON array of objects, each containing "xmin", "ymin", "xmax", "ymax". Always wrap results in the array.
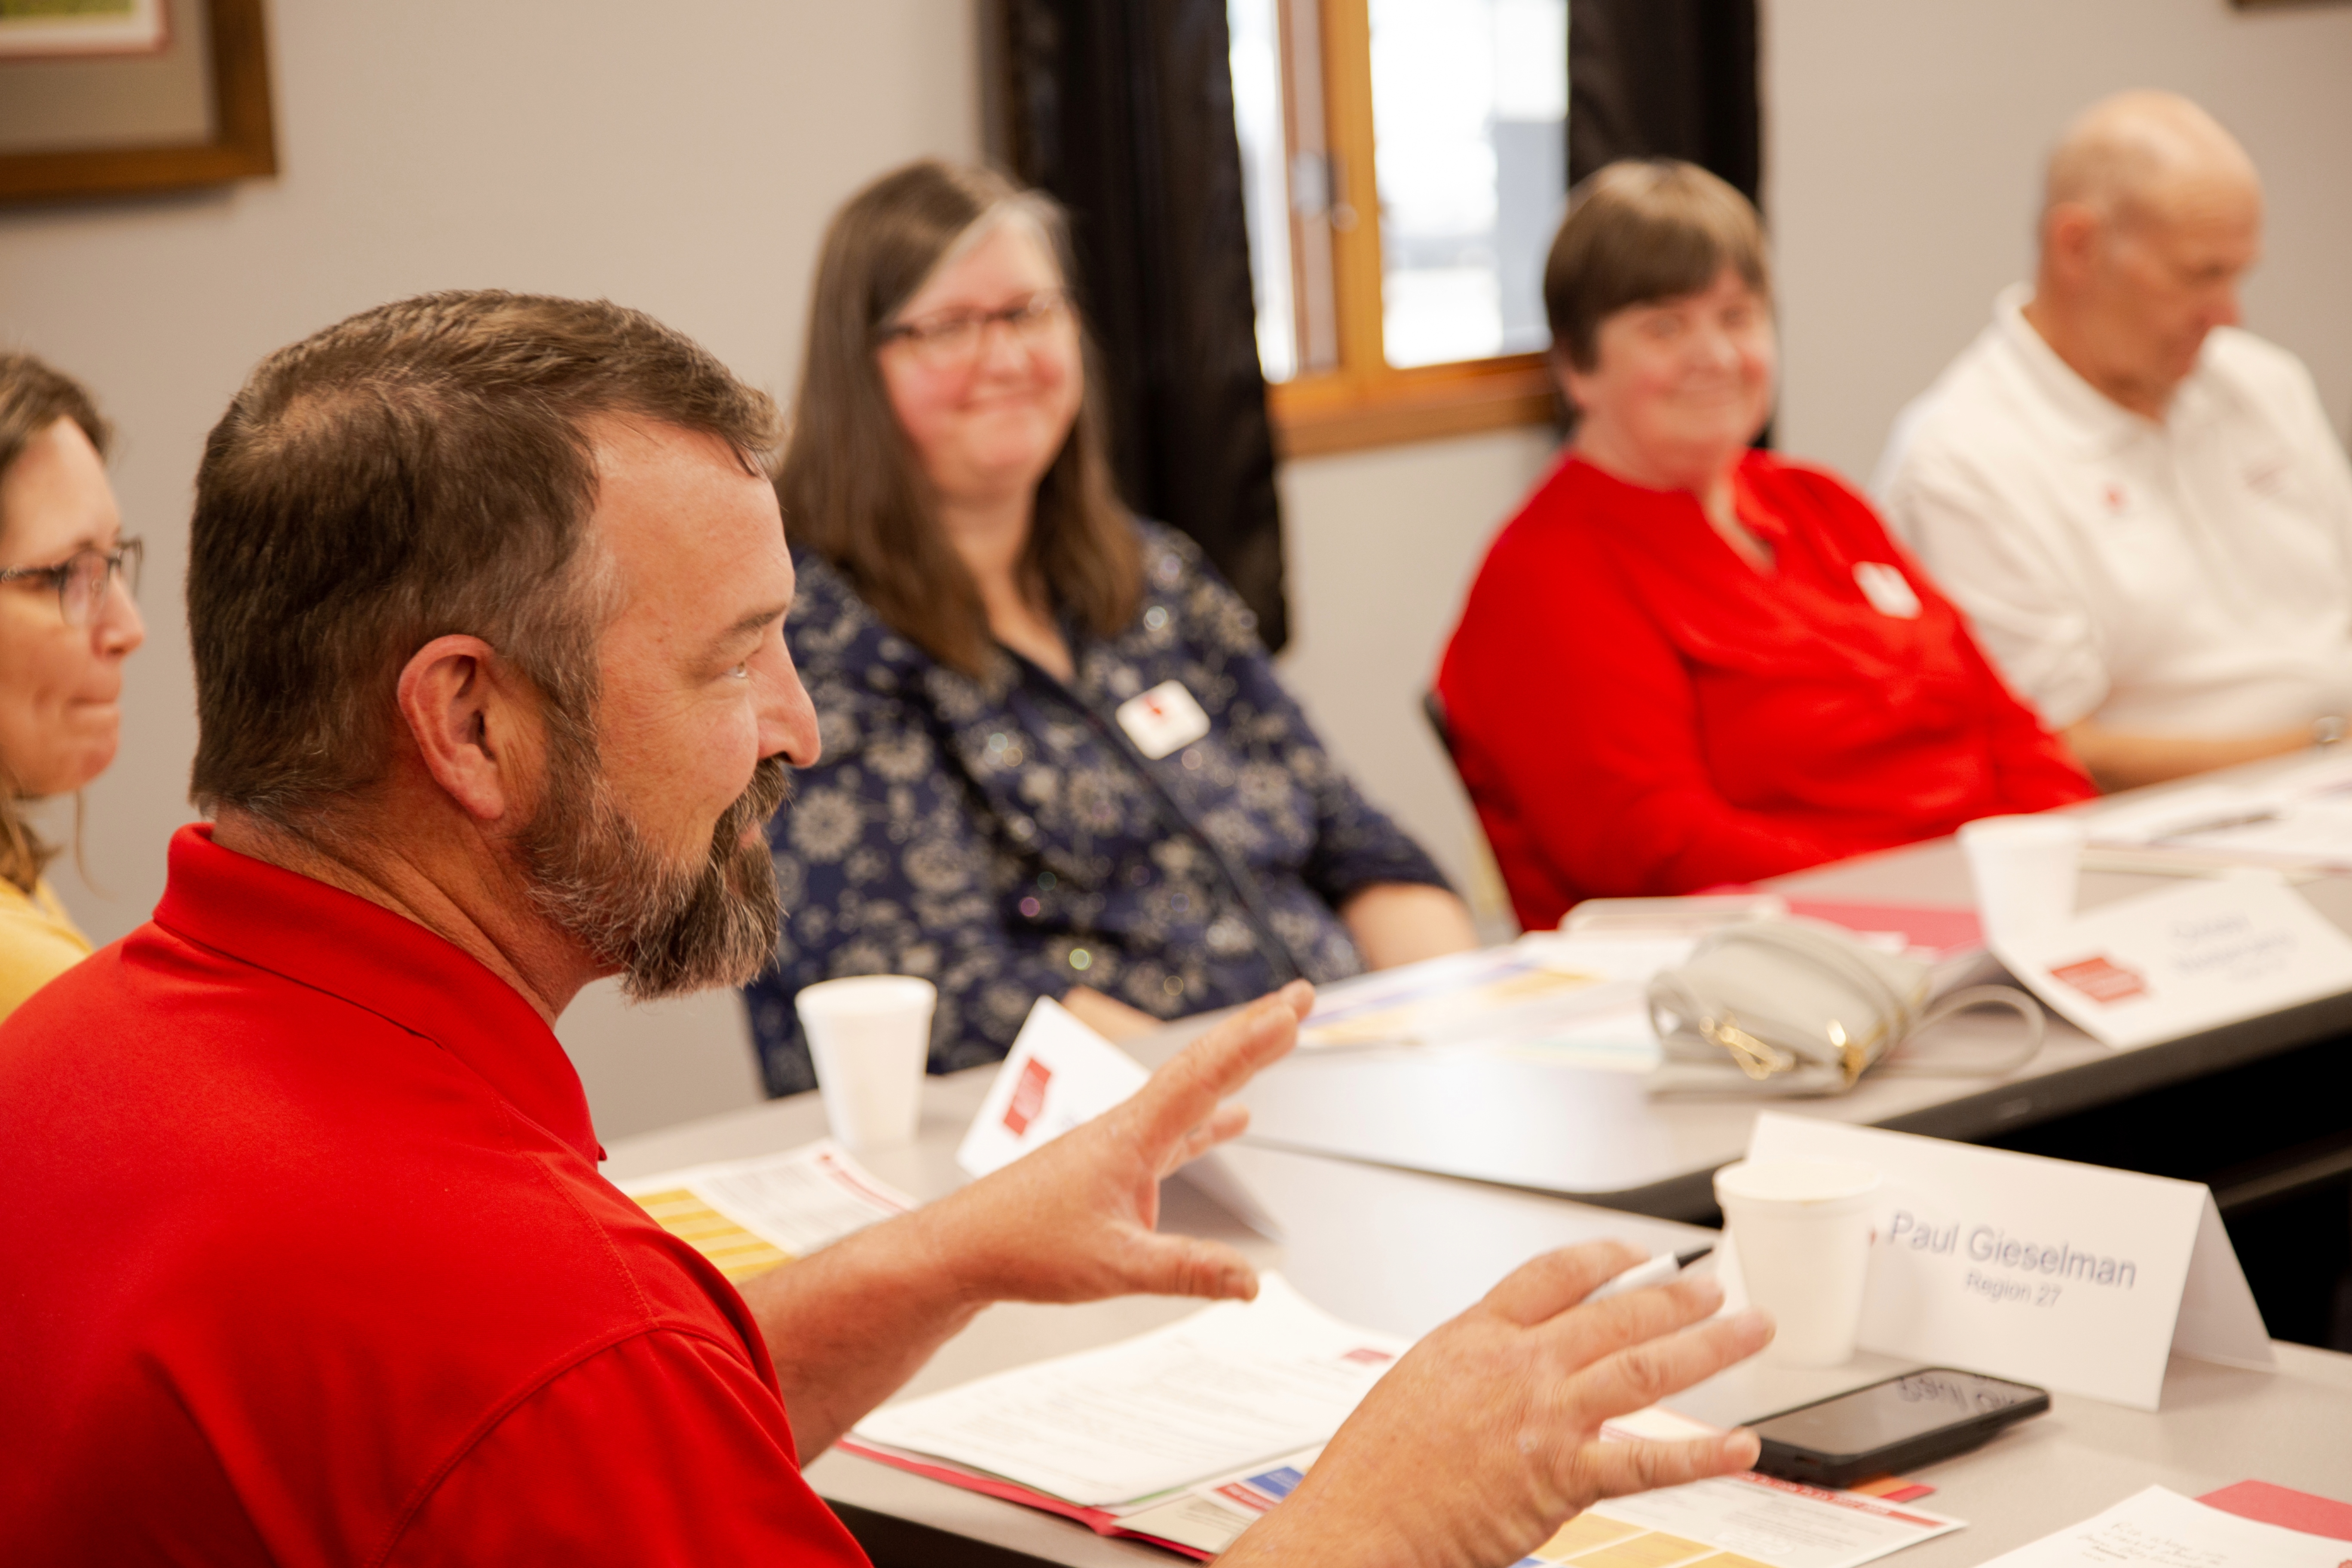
[
  {"xmin": 1369, "ymin": 0, "xmax": 1566, "ymax": 368},
  {"xmin": 1228, "ymin": 0, "xmax": 1298, "ymax": 382}
]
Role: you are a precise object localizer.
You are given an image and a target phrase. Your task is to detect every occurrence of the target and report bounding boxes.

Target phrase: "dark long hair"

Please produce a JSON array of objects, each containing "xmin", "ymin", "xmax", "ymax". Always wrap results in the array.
[
  {"xmin": 0, "ymin": 352, "xmax": 113, "ymax": 892},
  {"xmin": 778, "ymin": 160, "xmax": 1139, "ymax": 677}
]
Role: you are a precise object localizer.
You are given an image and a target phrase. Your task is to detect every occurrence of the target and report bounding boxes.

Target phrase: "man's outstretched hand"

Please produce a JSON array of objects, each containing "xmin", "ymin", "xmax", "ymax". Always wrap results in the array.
[
  {"xmin": 1224, "ymin": 1240, "xmax": 1774, "ymax": 1568},
  {"xmin": 747, "ymin": 982, "xmax": 1311, "ymax": 1457},
  {"xmin": 926, "ymin": 980, "xmax": 1313, "ymax": 1308}
]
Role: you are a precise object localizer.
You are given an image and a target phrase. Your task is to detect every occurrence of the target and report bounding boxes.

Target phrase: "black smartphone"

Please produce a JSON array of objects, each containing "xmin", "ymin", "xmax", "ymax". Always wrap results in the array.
[{"xmin": 1748, "ymin": 1368, "xmax": 2050, "ymax": 1488}]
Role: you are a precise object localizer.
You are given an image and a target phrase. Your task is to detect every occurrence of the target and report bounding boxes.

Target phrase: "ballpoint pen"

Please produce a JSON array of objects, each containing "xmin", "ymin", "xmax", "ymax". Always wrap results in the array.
[{"xmin": 1586, "ymin": 1245, "xmax": 1716, "ymax": 1303}]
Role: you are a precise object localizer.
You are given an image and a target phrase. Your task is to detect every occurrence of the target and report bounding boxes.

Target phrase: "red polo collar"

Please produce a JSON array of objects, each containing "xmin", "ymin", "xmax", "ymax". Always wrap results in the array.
[{"xmin": 151, "ymin": 823, "xmax": 602, "ymax": 1165}]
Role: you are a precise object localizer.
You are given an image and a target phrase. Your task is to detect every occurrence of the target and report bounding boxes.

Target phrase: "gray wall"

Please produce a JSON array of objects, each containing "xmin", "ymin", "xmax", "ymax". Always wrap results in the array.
[
  {"xmin": 7, "ymin": 0, "xmax": 2351, "ymax": 1141},
  {"xmin": 1, "ymin": 0, "xmax": 983, "ymax": 1136},
  {"xmin": 1766, "ymin": 0, "xmax": 2352, "ymax": 479}
]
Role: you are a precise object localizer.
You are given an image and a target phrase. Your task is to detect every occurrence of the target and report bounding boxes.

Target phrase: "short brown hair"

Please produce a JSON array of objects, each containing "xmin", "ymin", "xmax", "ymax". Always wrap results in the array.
[
  {"xmin": 778, "ymin": 159, "xmax": 1138, "ymax": 677},
  {"xmin": 1544, "ymin": 159, "xmax": 1771, "ymax": 372},
  {"xmin": 0, "ymin": 351, "xmax": 113, "ymax": 890},
  {"xmin": 188, "ymin": 291, "xmax": 780, "ymax": 830}
]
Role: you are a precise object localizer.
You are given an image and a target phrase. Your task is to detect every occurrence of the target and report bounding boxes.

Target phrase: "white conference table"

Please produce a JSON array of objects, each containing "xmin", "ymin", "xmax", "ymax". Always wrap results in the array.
[
  {"xmin": 603, "ymin": 1066, "xmax": 2352, "ymax": 1568},
  {"xmin": 1190, "ymin": 813, "xmax": 2352, "ymax": 1219}
]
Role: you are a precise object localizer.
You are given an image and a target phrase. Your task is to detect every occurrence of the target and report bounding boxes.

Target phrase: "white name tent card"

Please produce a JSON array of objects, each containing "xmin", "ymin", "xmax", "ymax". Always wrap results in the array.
[
  {"xmin": 1743, "ymin": 1114, "xmax": 2271, "ymax": 1410},
  {"xmin": 1991, "ymin": 877, "xmax": 2352, "ymax": 1050},
  {"xmin": 959, "ymin": 997, "xmax": 1278, "ymax": 1237}
]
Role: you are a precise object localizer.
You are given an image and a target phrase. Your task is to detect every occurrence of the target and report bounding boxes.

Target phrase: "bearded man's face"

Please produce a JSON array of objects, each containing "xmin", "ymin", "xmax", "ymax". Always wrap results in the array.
[{"xmin": 522, "ymin": 728, "xmax": 790, "ymax": 999}]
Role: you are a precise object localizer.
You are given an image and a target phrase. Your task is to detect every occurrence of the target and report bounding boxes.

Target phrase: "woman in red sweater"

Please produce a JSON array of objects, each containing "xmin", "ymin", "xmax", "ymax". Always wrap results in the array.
[{"xmin": 1436, "ymin": 160, "xmax": 2092, "ymax": 931}]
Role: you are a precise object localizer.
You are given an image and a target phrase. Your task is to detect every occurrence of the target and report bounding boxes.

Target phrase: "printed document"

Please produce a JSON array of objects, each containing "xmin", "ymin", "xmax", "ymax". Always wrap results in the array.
[
  {"xmin": 1301, "ymin": 934, "xmax": 1693, "ymax": 1056},
  {"xmin": 1573, "ymin": 1471, "xmax": 1962, "ymax": 1568},
  {"xmin": 617, "ymin": 1139, "xmax": 915, "ymax": 1282},
  {"xmin": 1977, "ymin": 1486, "xmax": 2351, "ymax": 1568},
  {"xmin": 2086, "ymin": 752, "xmax": 2352, "ymax": 873},
  {"xmin": 849, "ymin": 1274, "xmax": 1407, "ymax": 1507}
]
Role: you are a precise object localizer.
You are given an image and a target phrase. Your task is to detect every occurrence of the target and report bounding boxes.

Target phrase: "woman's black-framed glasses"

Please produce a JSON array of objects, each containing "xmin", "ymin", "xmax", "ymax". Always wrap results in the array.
[
  {"xmin": 879, "ymin": 290, "xmax": 1071, "ymax": 369},
  {"xmin": 0, "ymin": 537, "xmax": 143, "ymax": 628}
]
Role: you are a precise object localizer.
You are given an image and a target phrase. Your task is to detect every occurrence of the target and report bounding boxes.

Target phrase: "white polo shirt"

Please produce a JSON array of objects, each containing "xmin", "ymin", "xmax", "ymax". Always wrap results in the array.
[{"xmin": 1876, "ymin": 285, "xmax": 2352, "ymax": 736}]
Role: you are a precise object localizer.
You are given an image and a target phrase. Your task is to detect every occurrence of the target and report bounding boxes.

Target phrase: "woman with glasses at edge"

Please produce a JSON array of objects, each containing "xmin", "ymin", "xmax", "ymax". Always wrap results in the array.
[
  {"xmin": 0, "ymin": 352, "xmax": 145, "ymax": 1019},
  {"xmin": 744, "ymin": 160, "xmax": 1476, "ymax": 1096},
  {"xmin": 1436, "ymin": 162, "xmax": 2092, "ymax": 931}
]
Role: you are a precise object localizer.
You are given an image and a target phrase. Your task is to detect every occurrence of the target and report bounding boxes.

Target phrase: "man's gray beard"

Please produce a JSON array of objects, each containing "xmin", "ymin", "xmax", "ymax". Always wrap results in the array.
[{"xmin": 521, "ymin": 731, "xmax": 789, "ymax": 1001}]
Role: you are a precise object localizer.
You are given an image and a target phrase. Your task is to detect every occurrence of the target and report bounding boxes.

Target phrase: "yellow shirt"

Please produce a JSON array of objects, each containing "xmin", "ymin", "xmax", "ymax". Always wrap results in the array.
[{"xmin": 0, "ymin": 875, "xmax": 94, "ymax": 1020}]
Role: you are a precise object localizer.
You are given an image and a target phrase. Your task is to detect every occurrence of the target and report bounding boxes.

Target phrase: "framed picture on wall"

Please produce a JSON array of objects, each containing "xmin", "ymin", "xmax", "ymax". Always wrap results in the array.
[
  {"xmin": 0, "ymin": 0, "xmax": 169, "ymax": 58},
  {"xmin": 0, "ymin": 0, "xmax": 275, "ymax": 205}
]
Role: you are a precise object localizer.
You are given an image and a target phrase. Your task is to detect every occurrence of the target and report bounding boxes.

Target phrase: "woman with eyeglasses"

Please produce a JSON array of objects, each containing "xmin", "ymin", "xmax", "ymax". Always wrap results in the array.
[
  {"xmin": 743, "ymin": 160, "xmax": 1476, "ymax": 1096},
  {"xmin": 0, "ymin": 353, "xmax": 145, "ymax": 1018}
]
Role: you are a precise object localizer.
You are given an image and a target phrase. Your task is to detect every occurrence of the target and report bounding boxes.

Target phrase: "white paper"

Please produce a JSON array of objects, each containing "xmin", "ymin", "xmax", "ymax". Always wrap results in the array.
[
  {"xmin": 1993, "ymin": 879, "xmax": 2352, "ymax": 1051},
  {"xmin": 849, "ymin": 1274, "xmax": 1407, "ymax": 1507},
  {"xmin": 958, "ymin": 997, "xmax": 1152, "ymax": 1177},
  {"xmin": 617, "ymin": 1139, "xmax": 915, "ymax": 1277},
  {"xmin": 1976, "ymin": 1486, "xmax": 2350, "ymax": 1568},
  {"xmin": 2087, "ymin": 753, "xmax": 2352, "ymax": 872},
  {"xmin": 958, "ymin": 996, "xmax": 1279, "ymax": 1237},
  {"xmin": 1745, "ymin": 1115, "xmax": 2272, "ymax": 1410}
]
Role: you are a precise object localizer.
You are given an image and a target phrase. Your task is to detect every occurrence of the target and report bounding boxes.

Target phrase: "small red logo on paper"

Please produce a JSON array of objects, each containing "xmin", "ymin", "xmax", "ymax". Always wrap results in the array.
[
  {"xmin": 1339, "ymin": 1347, "xmax": 1395, "ymax": 1366},
  {"xmin": 2049, "ymin": 954, "xmax": 2150, "ymax": 1004},
  {"xmin": 1003, "ymin": 1057, "xmax": 1053, "ymax": 1135}
]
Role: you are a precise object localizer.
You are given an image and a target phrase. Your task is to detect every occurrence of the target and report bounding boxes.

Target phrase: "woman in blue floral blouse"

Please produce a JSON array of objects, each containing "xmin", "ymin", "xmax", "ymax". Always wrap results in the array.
[{"xmin": 745, "ymin": 161, "xmax": 1477, "ymax": 1096}]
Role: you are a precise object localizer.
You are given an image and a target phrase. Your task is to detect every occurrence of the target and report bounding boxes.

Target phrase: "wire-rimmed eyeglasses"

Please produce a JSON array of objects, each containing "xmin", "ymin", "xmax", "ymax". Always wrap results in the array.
[
  {"xmin": 878, "ymin": 290, "xmax": 1072, "ymax": 370},
  {"xmin": 0, "ymin": 537, "xmax": 144, "ymax": 628}
]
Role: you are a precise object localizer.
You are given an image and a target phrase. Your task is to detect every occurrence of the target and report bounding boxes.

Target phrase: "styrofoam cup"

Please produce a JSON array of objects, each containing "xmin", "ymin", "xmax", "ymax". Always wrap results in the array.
[
  {"xmin": 796, "ymin": 976, "xmax": 935, "ymax": 1152},
  {"xmin": 1715, "ymin": 1158, "xmax": 1881, "ymax": 1367},
  {"xmin": 1958, "ymin": 814, "xmax": 2084, "ymax": 943}
]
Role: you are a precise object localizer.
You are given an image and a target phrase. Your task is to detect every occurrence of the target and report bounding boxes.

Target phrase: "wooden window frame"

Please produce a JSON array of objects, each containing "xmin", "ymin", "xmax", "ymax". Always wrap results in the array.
[{"xmin": 1262, "ymin": 0, "xmax": 1560, "ymax": 459}]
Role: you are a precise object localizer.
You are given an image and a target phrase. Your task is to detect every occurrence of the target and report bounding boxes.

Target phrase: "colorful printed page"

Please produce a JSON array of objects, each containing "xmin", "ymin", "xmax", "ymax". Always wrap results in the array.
[
  {"xmin": 617, "ymin": 1139, "xmax": 916, "ymax": 1282},
  {"xmin": 1109, "ymin": 1446, "xmax": 1323, "ymax": 1555},
  {"xmin": 1301, "ymin": 935, "xmax": 1694, "ymax": 1052},
  {"xmin": 1563, "ymin": 1473, "xmax": 1962, "ymax": 1568}
]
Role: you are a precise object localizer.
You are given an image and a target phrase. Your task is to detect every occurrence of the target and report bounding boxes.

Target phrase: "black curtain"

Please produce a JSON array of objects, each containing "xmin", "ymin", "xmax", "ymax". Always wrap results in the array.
[
  {"xmin": 997, "ymin": 0, "xmax": 1290, "ymax": 651},
  {"xmin": 1566, "ymin": 0, "xmax": 1761, "ymax": 207}
]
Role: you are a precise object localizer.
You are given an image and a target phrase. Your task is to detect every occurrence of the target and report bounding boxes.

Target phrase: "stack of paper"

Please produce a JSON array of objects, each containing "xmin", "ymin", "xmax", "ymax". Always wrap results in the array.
[
  {"xmin": 617, "ymin": 1140, "xmax": 915, "ymax": 1282},
  {"xmin": 842, "ymin": 1275, "xmax": 1402, "ymax": 1555}
]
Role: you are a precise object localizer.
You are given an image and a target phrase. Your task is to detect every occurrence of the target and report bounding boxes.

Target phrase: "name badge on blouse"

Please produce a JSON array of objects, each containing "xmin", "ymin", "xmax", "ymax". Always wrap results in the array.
[
  {"xmin": 1853, "ymin": 561, "xmax": 1922, "ymax": 619},
  {"xmin": 1116, "ymin": 679, "xmax": 1212, "ymax": 760}
]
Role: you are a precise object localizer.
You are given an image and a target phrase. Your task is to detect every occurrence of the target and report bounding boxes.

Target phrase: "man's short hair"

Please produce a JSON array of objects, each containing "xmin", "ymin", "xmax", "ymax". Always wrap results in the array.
[
  {"xmin": 1543, "ymin": 159, "xmax": 1771, "ymax": 373},
  {"xmin": 188, "ymin": 291, "xmax": 779, "ymax": 830}
]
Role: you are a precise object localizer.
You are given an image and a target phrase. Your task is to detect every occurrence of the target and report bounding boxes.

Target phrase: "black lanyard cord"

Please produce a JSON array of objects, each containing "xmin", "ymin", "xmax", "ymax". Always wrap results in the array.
[{"xmin": 1008, "ymin": 652, "xmax": 1307, "ymax": 988}]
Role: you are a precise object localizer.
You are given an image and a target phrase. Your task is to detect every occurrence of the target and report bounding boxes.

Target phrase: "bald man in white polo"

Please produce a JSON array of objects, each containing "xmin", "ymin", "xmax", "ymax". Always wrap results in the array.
[{"xmin": 1878, "ymin": 91, "xmax": 2352, "ymax": 791}]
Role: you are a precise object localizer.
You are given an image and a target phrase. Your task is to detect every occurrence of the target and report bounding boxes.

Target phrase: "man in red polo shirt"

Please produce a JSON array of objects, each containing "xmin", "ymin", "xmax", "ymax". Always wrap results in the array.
[{"xmin": 0, "ymin": 292, "xmax": 1769, "ymax": 1565}]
